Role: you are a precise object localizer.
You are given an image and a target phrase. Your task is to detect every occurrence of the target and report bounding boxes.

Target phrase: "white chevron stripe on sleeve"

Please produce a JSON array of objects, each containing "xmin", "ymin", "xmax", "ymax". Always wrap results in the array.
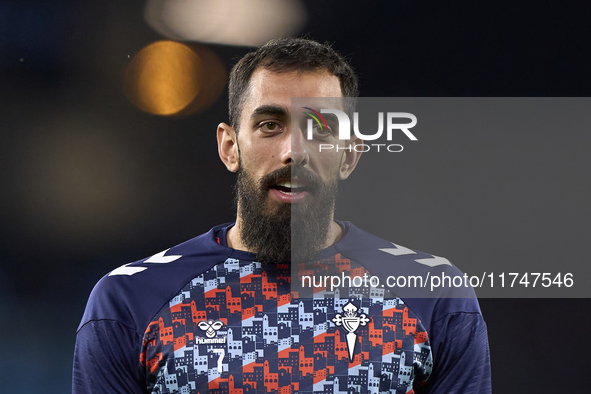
[
  {"xmin": 144, "ymin": 249, "xmax": 182, "ymax": 264},
  {"xmin": 380, "ymin": 243, "xmax": 452, "ymax": 267},
  {"xmin": 379, "ymin": 243, "xmax": 417, "ymax": 256},
  {"xmin": 109, "ymin": 263, "xmax": 148, "ymax": 276},
  {"xmin": 414, "ymin": 256, "xmax": 452, "ymax": 267}
]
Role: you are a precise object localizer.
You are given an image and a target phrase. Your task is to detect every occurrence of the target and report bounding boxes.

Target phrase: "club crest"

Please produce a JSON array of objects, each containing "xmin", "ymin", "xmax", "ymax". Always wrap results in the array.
[{"xmin": 332, "ymin": 302, "xmax": 370, "ymax": 362}]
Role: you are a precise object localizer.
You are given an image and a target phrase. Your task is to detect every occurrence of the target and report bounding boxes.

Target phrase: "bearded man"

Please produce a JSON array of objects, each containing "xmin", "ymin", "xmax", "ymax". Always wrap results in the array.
[{"xmin": 73, "ymin": 38, "xmax": 491, "ymax": 393}]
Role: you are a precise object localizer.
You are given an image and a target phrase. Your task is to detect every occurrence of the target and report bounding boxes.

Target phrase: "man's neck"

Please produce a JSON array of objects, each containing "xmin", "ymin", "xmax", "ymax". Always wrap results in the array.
[{"xmin": 226, "ymin": 216, "xmax": 343, "ymax": 253}]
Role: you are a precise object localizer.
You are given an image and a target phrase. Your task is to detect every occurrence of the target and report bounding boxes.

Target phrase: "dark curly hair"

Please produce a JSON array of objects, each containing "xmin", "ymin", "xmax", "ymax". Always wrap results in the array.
[{"xmin": 228, "ymin": 37, "xmax": 358, "ymax": 131}]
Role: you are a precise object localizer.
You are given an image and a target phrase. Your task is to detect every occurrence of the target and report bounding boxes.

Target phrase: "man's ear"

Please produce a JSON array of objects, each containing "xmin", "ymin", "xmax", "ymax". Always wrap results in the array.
[
  {"xmin": 217, "ymin": 122, "xmax": 240, "ymax": 172},
  {"xmin": 338, "ymin": 137, "xmax": 363, "ymax": 180}
]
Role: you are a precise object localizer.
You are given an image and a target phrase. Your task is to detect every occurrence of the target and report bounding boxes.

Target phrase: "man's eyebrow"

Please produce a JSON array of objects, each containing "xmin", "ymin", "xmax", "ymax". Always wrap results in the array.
[{"xmin": 250, "ymin": 105, "xmax": 289, "ymax": 119}]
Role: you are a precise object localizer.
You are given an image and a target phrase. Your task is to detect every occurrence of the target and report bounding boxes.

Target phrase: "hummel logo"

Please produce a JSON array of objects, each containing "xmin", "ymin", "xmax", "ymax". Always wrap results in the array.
[
  {"xmin": 332, "ymin": 302, "xmax": 370, "ymax": 362},
  {"xmin": 198, "ymin": 320, "xmax": 224, "ymax": 338},
  {"xmin": 196, "ymin": 320, "xmax": 226, "ymax": 373}
]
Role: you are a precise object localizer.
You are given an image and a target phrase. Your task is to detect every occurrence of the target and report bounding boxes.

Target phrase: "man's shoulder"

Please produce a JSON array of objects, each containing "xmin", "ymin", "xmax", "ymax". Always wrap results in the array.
[
  {"xmin": 78, "ymin": 224, "xmax": 233, "ymax": 334},
  {"xmin": 335, "ymin": 221, "xmax": 482, "ymax": 328},
  {"xmin": 336, "ymin": 221, "xmax": 468, "ymax": 279}
]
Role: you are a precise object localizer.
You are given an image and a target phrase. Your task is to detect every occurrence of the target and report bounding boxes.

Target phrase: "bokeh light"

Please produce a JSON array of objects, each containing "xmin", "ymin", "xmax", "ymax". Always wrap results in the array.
[
  {"xmin": 16, "ymin": 114, "xmax": 147, "ymax": 245},
  {"xmin": 124, "ymin": 40, "xmax": 226, "ymax": 116},
  {"xmin": 144, "ymin": 0, "xmax": 306, "ymax": 46}
]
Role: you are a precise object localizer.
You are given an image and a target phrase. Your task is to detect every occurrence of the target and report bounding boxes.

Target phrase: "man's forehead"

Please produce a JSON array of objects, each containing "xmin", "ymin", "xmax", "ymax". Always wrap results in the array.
[
  {"xmin": 249, "ymin": 69, "xmax": 341, "ymax": 97},
  {"xmin": 243, "ymin": 69, "xmax": 345, "ymax": 117}
]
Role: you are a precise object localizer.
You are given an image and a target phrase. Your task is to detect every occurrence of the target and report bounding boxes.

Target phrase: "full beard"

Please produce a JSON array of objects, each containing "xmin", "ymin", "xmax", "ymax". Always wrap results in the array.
[{"xmin": 235, "ymin": 164, "xmax": 338, "ymax": 264}]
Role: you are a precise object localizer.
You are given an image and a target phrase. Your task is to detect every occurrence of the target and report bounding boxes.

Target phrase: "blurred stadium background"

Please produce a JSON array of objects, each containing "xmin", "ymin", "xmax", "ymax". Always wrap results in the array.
[{"xmin": 1, "ymin": 1, "xmax": 590, "ymax": 392}]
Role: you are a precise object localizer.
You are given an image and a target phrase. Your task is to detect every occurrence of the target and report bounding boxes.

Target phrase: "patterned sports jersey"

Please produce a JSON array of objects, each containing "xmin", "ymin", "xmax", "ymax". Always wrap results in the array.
[{"xmin": 73, "ymin": 222, "xmax": 491, "ymax": 394}]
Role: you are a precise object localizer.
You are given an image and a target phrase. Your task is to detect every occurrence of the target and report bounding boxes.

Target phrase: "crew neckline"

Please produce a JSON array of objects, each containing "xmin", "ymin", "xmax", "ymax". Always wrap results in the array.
[{"xmin": 213, "ymin": 220, "xmax": 349, "ymax": 262}]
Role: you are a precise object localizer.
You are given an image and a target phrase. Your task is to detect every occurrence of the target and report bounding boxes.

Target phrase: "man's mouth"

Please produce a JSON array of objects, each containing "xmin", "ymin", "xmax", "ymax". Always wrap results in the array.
[
  {"xmin": 269, "ymin": 178, "xmax": 312, "ymax": 203},
  {"xmin": 272, "ymin": 180, "xmax": 308, "ymax": 195}
]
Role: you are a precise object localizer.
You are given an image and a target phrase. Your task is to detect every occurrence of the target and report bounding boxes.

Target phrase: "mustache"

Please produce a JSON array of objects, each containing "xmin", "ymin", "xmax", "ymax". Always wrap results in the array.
[{"xmin": 260, "ymin": 165, "xmax": 323, "ymax": 190}]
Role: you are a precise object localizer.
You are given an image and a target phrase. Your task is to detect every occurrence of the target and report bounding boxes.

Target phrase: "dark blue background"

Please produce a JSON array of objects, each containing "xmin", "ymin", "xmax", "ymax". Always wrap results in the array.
[{"xmin": 1, "ymin": 1, "xmax": 589, "ymax": 392}]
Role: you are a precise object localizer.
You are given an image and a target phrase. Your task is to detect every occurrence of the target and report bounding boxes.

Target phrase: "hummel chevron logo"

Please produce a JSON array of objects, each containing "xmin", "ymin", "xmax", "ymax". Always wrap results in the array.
[
  {"xmin": 379, "ymin": 243, "xmax": 416, "ymax": 256},
  {"xmin": 109, "ymin": 264, "xmax": 147, "ymax": 276},
  {"xmin": 332, "ymin": 302, "xmax": 370, "ymax": 362},
  {"xmin": 144, "ymin": 249, "xmax": 182, "ymax": 264},
  {"xmin": 109, "ymin": 249, "xmax": 183, "ymax": 276},
  {"xmin": 379, "ymin": 243, "xmax": 451, "ymax": 267},
  {"xmin": 414, "ymin": 256, "xmax": 452, "ymax": 267}
]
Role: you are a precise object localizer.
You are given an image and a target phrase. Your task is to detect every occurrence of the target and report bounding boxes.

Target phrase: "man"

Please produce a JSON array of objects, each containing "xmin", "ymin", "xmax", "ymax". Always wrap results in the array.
[{"xmin": 73, "ymin": 38, "xmax": 491, "ymax": 393}]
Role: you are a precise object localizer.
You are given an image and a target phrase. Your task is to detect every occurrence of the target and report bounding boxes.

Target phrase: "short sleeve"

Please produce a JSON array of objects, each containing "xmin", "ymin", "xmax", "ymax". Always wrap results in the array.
[
  {"xmin": 72, "ymin": 320, "xmax": 146, "ymax": 394},
  {"xmin": 418, "ymin": 312, "xmax": 492, "ymax": 394}
]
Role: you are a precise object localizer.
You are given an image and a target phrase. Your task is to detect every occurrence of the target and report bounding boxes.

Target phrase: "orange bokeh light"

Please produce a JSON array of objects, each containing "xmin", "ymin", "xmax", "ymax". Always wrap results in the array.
[{"xmin": 124, "ymin": 40, "xmax": 226, "ymax": 116}]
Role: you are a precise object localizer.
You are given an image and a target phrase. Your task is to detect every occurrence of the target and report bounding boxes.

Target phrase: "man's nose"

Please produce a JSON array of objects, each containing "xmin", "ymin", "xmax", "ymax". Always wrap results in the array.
[{"xmin": 281, "ymin": 128, "xmax": 309, "ymax": 166}]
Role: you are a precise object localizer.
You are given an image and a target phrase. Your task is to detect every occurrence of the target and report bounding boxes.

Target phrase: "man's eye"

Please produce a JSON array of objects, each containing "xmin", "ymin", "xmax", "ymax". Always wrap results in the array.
[
  {"xmin": 314, "ymin": 124, "xmax": 332, "ymax": 135},
  {"xmin": 312, "ymin": 123, "xmax": 334, "ymax": 139},
  {"xmin": 260, "ymin": 122, "xmax": 280, "ymax": 132}
]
